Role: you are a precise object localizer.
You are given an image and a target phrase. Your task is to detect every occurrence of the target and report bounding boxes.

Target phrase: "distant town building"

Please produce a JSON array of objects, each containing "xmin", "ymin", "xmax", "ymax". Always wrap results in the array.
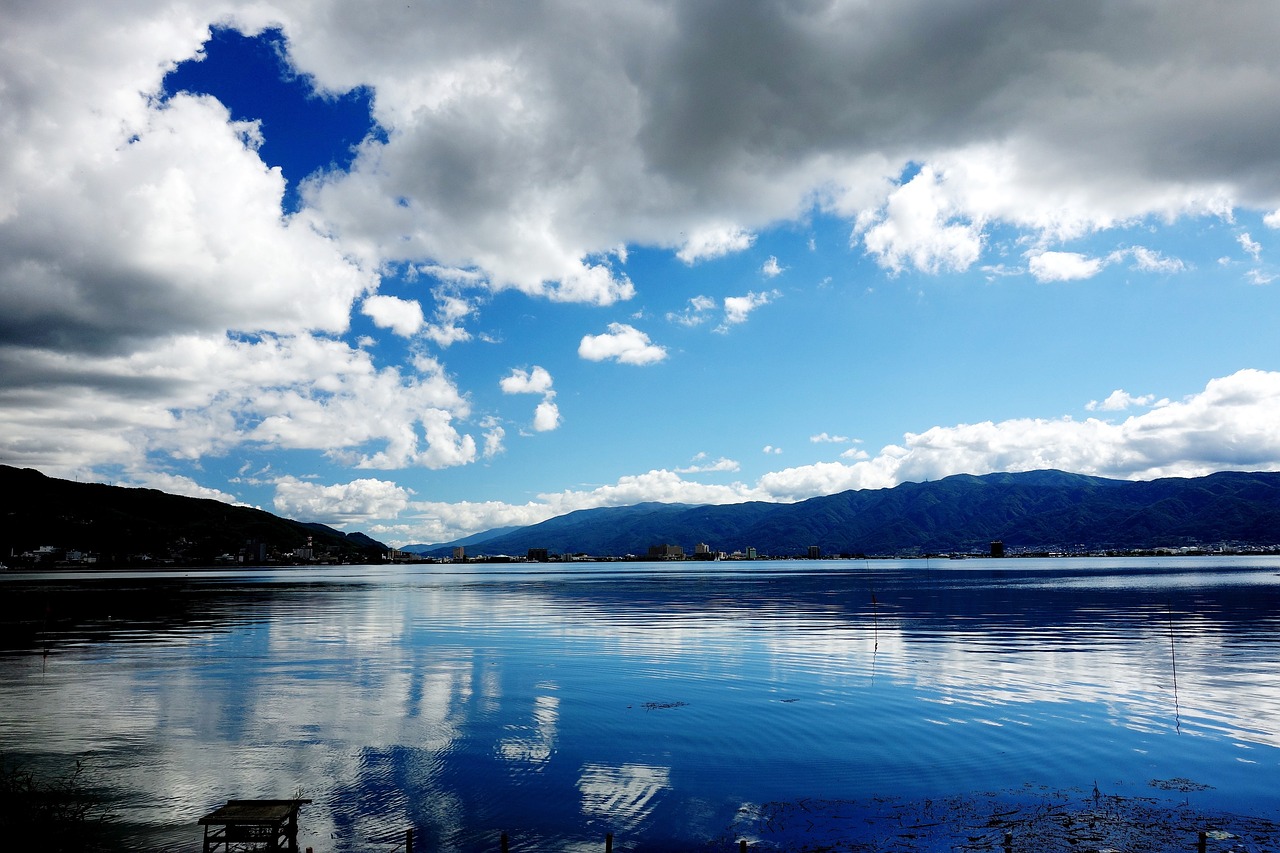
[
  {"xmin": 746, "ymin": 547, "xmax": 757, "ymax": 560},
  {"xmin": 648, "ymin": 543, "xmax": 684, "ymax": 559},
  {"xmin": 692, "ymin": 542, "xmax": 718, "ymax": 561},
  {"xmin": 453, "ymin": 546, "xmax": 466, "ymax": 561},
  {"xmin": 807, "ymin": 545, "xmax": 821, "ymax": 559},
  {"xmin": 527, "ymin": 548, "xmax": 550, "ymax": 562},
  {"xmin": 990, "ymin": 540, "xmax": 1005, "ymax": 558}
]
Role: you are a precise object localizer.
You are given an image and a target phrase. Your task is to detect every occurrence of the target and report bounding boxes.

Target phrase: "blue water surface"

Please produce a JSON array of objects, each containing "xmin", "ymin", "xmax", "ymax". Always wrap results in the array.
[{"xmin": 1, "ymin": 557, "xmax": 1278, "ymax": 851}]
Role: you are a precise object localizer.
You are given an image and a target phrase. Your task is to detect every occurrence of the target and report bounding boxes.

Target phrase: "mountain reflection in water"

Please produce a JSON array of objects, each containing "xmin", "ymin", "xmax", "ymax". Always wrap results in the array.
[{"xmin": 1, "ymin": 557, "xmax": 1277, "ymax": 851}]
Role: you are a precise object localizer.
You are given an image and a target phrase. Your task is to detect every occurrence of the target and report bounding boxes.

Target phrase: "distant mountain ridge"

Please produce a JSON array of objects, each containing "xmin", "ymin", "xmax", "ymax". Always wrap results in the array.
[
  {"xmin": 421, "ymin": 470, "xmax": 1280, "ymax": 558},
  {"xmin": 0, "ymin": 465, "xmax": 388, "ymax": 566}
]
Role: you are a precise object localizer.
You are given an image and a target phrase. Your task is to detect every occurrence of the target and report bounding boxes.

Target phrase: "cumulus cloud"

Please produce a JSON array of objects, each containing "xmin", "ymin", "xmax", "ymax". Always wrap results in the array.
[
  {"xmin": 376, "ymin": 369, "xmax": 1280, "ymax": 545},
  {"xmin": 667, "ymin": 295, "xmax": 717, "ymax": 328},
  {"xmin": 857, "ymin": 167, "xmax": 985, "ymax": 274},
  {"xmin": 420, "ymin": 290, "xmax": 478, "ymax": 348},
  {"xmin": 118, "ymin": 472, "xmax": 249, "ymax": 506},
  {"xmin": 532, "ymin": 399, "xmax": 561, "ymax": 432},
  {"xmin": 480, "ymin": 417, "xmax": 506, "ymax": 459},
  {"xmin": 1028, "ymin": 251, "xmax": 1105, "ymax": 282},
  {"xmin": 273, "ymin": 476, "xmax": 412, "ymax": 525},
  {"xmin": 500, "ymin": 366, "xmax": 555, "ymax": 396},
  {"xmin": 676, "ymin": 225, "xmax": 756, "ymax": 264},
  {"xmin": 362, "ymin": 295, "xmax": 425, "ymax": 337},
  {"xmin": 1239, "ymin": 232, "xmax": 1264, "ymax": 261},
  {"xmin": 716, "ymin": 290, "xmax": 780, "ymax": 333},
  {"xmin": 757, "ymin": 369, "xmax": 1280, "ymax": 500},
  {"xmin": 761, "ymin": 256, "xmax": 784, "ymax": 277},
  {"xmin": 0, "ymin": 332, "xmax": 477, "ymax": 476},
  {"xmin": 578, "ymin": 323, "xmax": 668, "ymax": 365},
  {"xmin": 500, "ymin": 366, "xmax": 560, "ymax": 432},
  {"xmin": 810, "ymin": 433, "xmax": 851, "ymax": 444},
  {"xmin": 1126, "ymin": 246, "xmax": 1186, "ymax": 275},
  {"xmin": 676, "ymin": 453, "xmax": 741, "ymax": 474},
  {"xmin": 1086, "ymin": 390, "xmax": 1158, "ymax": 412}
]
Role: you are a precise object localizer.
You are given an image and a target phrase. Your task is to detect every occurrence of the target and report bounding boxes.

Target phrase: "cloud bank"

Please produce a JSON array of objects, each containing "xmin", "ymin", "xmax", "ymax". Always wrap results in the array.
[{"xmin": 360, "ymin": 369, "xmax": 1280, "ymax": 543}]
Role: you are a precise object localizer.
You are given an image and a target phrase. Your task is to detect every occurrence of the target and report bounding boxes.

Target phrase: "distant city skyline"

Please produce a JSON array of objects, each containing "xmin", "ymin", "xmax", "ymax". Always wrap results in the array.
[{"xmin": 3, "ymin": 2, "xmax": 1280, "ymax": 547}]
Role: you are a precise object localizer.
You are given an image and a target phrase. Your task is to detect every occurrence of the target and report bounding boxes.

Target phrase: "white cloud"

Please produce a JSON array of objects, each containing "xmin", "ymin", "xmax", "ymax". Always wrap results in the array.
[
  {"xmin": 361, "ymin": 295, "xmax": 425, "ymax": 337},
  {"xmin": 1126, "ymin": 246, "xmax": 1186, "ymax": 274},
  {"xmin": 532, "ymin": 399, "xmax": 561, "ymax": 432},
  {"xmin": 810, "ymin": 433, "xmax": 851, "ymax": 444},
  {"xmin": 1239, "ymin": 232, "xmax": 1263, "ymax": 261},
  {"xmin": 761, "ymin": 256, "xmax": 784, "ymax": 277},
  {"xmin": 667, "ymin": 295, "xmax": 716, "ymax": 327},
  {"xmin": 480, "ymin": 417, "xmax": 506, "ymax": 459},
  {"xmin": 273, "ymin": 476, "xmax": 412, "ymax": 526},
  {"xmin": 1028, "ymin": 251, "xmax": 1105, "ymax": 282},
  {"xmin": 757, "ymin": 369, "xmax": 1280, "ymax": 500},
  {"xmin": 365, "ymin": 369, "xmax": 1280, "ymax": 544},
  {"xmin": 578, "ymin": 323, "xmax": 668, "ymax": 365},
  {"xmin": 421, "ymin": 290, "xmax": 478, "ymax": 348},
  {"xmin": 0, "ymin": 332, "xmax": 478, "ymax": 477},
  {"xmin": 500, "ymin": 366, "xmax": 555, "ymax": 396},
  {"xmin": 857, "ymin": 166, "xmax": 985, "ymax": 274},
  {"xmin": 1086, "ymin": 390, "xmax": 1157, "ymax": 412},
  {"xmin": 676, "ymin": 225, "xmax": 756, "ymax": 264},
  {"xmin": 500, "ymin": 366, "xmax": 560, "ymax": 432},
  {"xmin": 1265, "ymin": 210, "xmax": 1280, "ymax": 229},
  {"xmin": 117, "ymin": 472, "xmax": 249, "ymax": 506},
  {"xmin": 716, "ymin": 289, "xmax": 780, "ymax": 333},
  {"xmin": 762, "ymin": 445, "xmax": 783, "ymax": 455},
  {"xmin": 675, "ymin": 454, "xmax": 740, "ymax": 474}
]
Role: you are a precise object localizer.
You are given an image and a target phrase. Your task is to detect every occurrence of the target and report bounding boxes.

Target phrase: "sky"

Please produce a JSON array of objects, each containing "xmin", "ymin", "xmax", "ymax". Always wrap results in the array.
[{"xmin": 3, "ymin": 1, "xmax": 1280, "ymax": 548}]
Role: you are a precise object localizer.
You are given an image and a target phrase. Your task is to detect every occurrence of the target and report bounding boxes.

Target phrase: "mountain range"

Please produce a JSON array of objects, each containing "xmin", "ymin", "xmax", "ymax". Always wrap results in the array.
[
  {"xmin": 407, "ymin": 469, "xmax": 1280, "ymax": 558},
  {"xmin": 5, "ymin": 465, "xmax": 1280, "ymax": 567},
  {"xmin": 0, "ymin": 465, "xmax": 387, "ymax": 566}
]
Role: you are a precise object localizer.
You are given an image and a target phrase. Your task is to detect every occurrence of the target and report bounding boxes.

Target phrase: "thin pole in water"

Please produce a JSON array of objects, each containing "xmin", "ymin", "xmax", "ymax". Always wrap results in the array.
[{"xmin": 1168, "ymin": 602, "xmax": 1182, "ymax": 735}]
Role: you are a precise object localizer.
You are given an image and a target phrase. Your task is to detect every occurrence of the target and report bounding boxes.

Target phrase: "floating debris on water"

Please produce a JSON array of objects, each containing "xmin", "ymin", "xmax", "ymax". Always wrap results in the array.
[
  {"xmin": 714, "ymin": 784, "xmax": 1278, "ymax": 852},
  {"xmin": 642, "ymin": 701, "xmax": 688, "ymax": 711},
  {"xmin": 1150, "ymin": 777, "xmax": 1215, "ymax": 792}
]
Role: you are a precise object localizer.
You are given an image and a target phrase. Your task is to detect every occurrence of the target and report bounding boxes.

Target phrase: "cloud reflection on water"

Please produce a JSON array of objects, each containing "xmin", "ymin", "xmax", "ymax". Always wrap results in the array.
[{"xmin": 1, "ymin": 559, "xmax": 1278, "ymax": 850}]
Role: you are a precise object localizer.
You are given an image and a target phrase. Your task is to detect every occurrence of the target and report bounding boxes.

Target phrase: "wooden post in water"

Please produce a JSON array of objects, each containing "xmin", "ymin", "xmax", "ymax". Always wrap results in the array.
[
  {"xmin": 405, "ymin": 828, "xmax": 413, "ymax": 853},
  {"xmin": 740, "ymin": 840, "xmax": 748, "ymax": 852},
  {"xmin": 604, "ymin": 831, "xmax": 613, "ymax": 852},
  {"xmin": 1003, "ymin": 831, "xmax": 1012, "ymax": 853},
  {"xmin": 1199, "ymin": 830, "xmax": 1207, "ymax": 853},
  {"xmin": 501, "ymin": 830, "xmax": 510, "ymax": 853}
]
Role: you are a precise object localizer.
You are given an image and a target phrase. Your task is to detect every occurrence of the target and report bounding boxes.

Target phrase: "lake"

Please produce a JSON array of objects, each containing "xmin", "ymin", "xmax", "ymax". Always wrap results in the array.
[{"xmin": 1, "ymin": 557, "xmax": 1278, "ymax": 851}]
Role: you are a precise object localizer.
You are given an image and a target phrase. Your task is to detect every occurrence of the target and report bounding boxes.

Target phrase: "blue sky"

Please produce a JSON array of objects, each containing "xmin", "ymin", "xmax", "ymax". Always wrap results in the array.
[{"xmin": 3, "ymin": 2, "xmax": 1280, "ymax": 546}]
